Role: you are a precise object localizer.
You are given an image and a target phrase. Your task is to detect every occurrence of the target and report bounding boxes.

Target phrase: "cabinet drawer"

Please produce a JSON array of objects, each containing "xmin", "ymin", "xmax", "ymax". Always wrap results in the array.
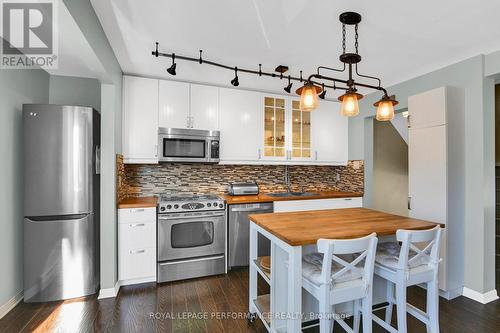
[
  {"xmin": 274, "ymin": 197, "xmax": 363, "ymax": 212},
  {"xmin": 119, "ymin": 222, "xmax": 156, "ymax": 251},
  {"xmin": 118, "ymin": 207, "xmax": 156, "ymax": 224},
  {"xmin": 119, "ymin": 246, "xmax": 156, "ymax": 281}
]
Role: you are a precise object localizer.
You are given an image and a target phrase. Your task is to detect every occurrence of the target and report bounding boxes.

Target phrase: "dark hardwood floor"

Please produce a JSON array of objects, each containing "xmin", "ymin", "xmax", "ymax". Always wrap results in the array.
[{"xmin": 1, "ymin": 269, "xmax": 498, "ymax": 332}]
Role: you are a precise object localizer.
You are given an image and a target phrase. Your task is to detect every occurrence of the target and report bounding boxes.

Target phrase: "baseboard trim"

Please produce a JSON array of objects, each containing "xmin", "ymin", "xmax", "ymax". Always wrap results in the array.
[
  {"xmin": 462, "ymin": 287, "xmax": 499, "ymax": 304},
  {"xmin": 98, "ymin": 281, "xmax": 120, "ymax": 299},
  {"xmin": 0, "ymin": 292, "xmax": 23, "ymax": 319},
  {"xmin": 118, "ymin": 276, "xmax": 156, "ymax": 287}
]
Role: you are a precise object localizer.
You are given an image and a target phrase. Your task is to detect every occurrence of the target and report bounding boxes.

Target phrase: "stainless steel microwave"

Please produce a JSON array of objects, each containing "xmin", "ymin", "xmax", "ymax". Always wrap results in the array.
[{"xmin": 158, "ymin": 128, "xmax": 220, "ymax": 163}]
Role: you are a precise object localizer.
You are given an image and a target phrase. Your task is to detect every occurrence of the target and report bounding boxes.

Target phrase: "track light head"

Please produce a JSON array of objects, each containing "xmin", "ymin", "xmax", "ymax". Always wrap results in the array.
[
  {"xmin": 167, "ymin": 53, "xmax": 177, "ymax": 75},
  {"xmin": 231, "ymin": 67, "xmax": 239, "ymax": 86},
  {"xmin": 167, "ymin": 63, "xmax": 177, "ymax": 75},
  {"xmin": 284, "ymin": 76, "xmax": 292, "ymax": 93},
  {"xmin": 319, "ymin": 88, "xmax": 326, "ymax": 99},
  {"xmin": 231, "ymin": 76, "xmax": 239, "ymax": 86}
]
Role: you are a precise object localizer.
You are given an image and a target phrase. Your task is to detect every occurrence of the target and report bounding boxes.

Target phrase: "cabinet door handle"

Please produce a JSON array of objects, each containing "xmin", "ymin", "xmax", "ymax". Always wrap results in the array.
[
  {"xmin": 129, "ymin": 223, "xmax": 145, "ymax": 227},
  {"xmin": 344, "ymin": 198, "xmax": 352, "ymax": 201},
  {"xmin": 131, "ymin": 208, "xmax": 145, "ymax": 213},
  {"xmin": 130, "ymin": 249, "xmax": 145, "ymax": 254},
  {"xmin": 154, "ymin": 145, "xmax": 158, "ymax": 157},
  {"xmin": 408, "ymin": 196, "xmax": 412, "ymax": 210},
  {"xmin": 258, "ymin": 149, "xmax": 261, "ymax": 159},
  {"xmin": 315, "ymin": 151, "xmax": 318, "ymax": 160}
]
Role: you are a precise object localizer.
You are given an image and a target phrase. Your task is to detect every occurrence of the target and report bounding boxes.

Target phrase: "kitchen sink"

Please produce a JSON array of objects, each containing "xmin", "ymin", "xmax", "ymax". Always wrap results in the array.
[{"xmin": 267, "ymin": 192, "xmax": 319, "ymax": 197}]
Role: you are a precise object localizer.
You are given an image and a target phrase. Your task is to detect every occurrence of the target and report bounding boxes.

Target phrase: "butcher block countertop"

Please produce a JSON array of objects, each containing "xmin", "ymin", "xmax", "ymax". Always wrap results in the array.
[
  {"xmin": 223, "ymin": 190, "xmax": 363, "ymax": 205},
  {"xmin": 117, "ymin": 196, "xmax": 158, "ymax": 209},
  {"xmin": 249, "ymin": 207, "xmax": 442, "ymax": 246}
]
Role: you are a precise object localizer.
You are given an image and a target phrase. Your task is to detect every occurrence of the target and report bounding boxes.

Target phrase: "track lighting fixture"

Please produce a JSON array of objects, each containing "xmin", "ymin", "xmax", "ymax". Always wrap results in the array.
[
  {"xmin": 167, "ymin": 53, "xmax": 176, "ymax": 75},
  {"xmin": 152, "ymin": 11, "xmax": 399, "ymax": 118},
  {"xmin": 319, "ymin": 84, "xmax": 326, "ymax": 99},
  {"xmin": 231, "ymin": 67, "xmax": 239, "ymax": 86},
  {"xmin": 284, "ymin": 76, "xmax": 293, "ymax": 93}
]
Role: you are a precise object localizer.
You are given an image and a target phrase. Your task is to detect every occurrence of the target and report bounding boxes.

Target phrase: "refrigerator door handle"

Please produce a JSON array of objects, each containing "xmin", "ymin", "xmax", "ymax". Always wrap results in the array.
[
  {"xmin": 95, "ymin": 146, "xmax": 101, "ymax": 175},
  {"xmin": 26, "ymin": 213, "xmax": 90, "ymax": 222}
]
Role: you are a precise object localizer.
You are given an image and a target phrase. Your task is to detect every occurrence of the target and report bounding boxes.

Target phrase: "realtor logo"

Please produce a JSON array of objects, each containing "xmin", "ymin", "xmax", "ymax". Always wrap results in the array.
[{"xmin": 1, "ymin": 0, "xmax": 58, "ymax": 69}]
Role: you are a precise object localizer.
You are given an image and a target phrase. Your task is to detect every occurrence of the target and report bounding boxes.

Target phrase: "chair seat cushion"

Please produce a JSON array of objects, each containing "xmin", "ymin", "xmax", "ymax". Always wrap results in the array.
[
  {"xmin": 302, "ymin": 252, "xmax": 363, "ymax": 285},
  {"xmin": 375, "ymin": 242, "xmax": 430, "ymax": 270}
]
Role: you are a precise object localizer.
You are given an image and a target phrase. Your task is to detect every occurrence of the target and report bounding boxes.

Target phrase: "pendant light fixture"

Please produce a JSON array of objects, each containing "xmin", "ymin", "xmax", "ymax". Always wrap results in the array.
[
  {"xmin": 338, "ymin": 89, "xmax": 363, "ymax": 117},
  {"xmin": 152, "ymin": 11, "xmax": 397, "ymax": 120},
  {"xmin": 296, "ymin": 82, "xmax": 321, "ymax": 112},
  {"xmin": 374, "ymin": 95, "xmax": 398, "ymax": 121}
]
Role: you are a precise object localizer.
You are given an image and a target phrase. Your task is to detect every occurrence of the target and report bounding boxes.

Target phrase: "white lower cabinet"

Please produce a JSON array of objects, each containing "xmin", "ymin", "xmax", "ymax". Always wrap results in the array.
[
  {"xmin": 273, "ymin": 197, "xmax": 362, "ymax": 213},
  {"xmin": 118, "ymin": 207, "xmax": 157, "ymax": 285}
]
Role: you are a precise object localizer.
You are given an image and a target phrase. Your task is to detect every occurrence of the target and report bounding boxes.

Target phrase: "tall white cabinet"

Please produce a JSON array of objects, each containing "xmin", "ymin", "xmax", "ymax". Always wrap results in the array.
[
  {"xmin": 408, "ymin": 86, "xmax": 465, "ymax": 299},
  {"xmin": 122, "ymin": 76, "xmax": 159, "ymax": 164}
]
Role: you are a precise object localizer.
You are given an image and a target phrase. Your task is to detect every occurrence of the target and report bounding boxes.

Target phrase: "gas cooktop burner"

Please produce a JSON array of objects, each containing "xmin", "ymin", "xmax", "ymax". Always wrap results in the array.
[{"xmin": 158, "ymin": 193, "xmax": 225, "ymax": 213}]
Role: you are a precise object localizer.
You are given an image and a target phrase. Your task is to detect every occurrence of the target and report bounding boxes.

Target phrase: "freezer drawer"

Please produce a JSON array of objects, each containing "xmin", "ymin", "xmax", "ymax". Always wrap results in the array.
[
  {"xmin": 157, "ymin": 255, "xmax": 225, "ymax": 283},
  {"xmin": 24, "ymin": 214, "xmax": 98, "ymax": 302}
]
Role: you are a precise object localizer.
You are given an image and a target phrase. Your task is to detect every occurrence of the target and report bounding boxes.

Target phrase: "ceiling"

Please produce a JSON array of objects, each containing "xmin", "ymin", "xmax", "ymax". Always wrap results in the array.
[
  {"xmin": 91, "ymin": 0, "xmax": 500, "ymax": 98},
  {"xmin": 46, "ymin": 1, "xmax": 107, "ymax": 81}
]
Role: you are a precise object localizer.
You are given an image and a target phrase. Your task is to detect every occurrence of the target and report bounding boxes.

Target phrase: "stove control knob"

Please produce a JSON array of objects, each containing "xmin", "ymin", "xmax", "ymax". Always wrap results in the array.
[
  {"xmin": 166, "ymin": 205, "xmax": 172, "ymax": 210},
  {"xmin": 213, "ymin": 202, "xmax": 218, "ymax": 207},
  {"xmin": 160, "ymin": 206, "xmax": 166, "ymax": 211},
  {"xmin": 219, "ymin": 203, "xmax": 224, "ymax": 208},
  {"xmin": 207, "ymin": 203, "xmax": 212, "ymax": 207},
  {"xmin": 174, "ymin": 204, "xmax": 179, "ymax": 209}
]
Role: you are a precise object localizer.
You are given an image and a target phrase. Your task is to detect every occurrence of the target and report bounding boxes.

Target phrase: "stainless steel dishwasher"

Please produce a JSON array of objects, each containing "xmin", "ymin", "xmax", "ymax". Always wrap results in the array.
[{"xmin": 228, "ymin": 202, "xmax": 273, "ymax": 268}]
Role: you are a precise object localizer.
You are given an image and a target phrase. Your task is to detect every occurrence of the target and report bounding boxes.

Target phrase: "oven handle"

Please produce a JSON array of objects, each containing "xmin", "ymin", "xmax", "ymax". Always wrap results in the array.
[
  {"xmin": 158, "ymin": 255, "xmax": 225, "ymax": 266},
  {"xmin": 158, "ymin": 213, "xmax": 225, "ymax": 221}
]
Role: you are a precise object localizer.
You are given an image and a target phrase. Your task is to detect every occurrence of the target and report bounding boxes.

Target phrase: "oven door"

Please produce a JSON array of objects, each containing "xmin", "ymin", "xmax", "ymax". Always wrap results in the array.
[
  {"xmin": 158, "ymin": 211, "xmax": 225, "ymax": 261},
  {"xmin": 158, "ymin": 134, "xmax": 209, "ymax": 162}
]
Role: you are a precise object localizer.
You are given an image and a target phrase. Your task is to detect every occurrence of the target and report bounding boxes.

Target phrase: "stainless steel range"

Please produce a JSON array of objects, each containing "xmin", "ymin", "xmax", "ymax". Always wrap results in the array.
[{"xmin": 157, "ymin": 194, "xmax": 226, "ymax": 283}]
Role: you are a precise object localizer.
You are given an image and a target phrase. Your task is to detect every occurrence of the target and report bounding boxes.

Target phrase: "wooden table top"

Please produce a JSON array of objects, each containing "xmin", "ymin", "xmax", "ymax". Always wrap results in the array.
[
  {"xmin": 223, "ymin": 191, "xmax": 363, "ymax": 205},
  {"xmin": 117, "ymin": 196, "xmax": 158, "ymax": 209},
  {"xmin": 249, "ymin": 207, "xmax": 442, "ymax": 246}
]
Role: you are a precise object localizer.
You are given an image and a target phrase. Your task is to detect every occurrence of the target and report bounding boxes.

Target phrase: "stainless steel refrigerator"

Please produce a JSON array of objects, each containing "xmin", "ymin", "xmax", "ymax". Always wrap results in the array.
[{"xmin": 23, "ymin": 104, "xmax": 100, "ymax": 303}]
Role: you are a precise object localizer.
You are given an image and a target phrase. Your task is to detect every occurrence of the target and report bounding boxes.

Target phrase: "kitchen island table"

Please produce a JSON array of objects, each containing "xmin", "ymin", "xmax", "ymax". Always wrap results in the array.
[{"xmin": 248, "ymin": 207, "xmax": 442, "ymax": 333}]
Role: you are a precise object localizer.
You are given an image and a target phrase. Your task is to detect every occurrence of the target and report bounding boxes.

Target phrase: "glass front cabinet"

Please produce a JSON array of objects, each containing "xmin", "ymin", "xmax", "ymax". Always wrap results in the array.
[{"xmin": 262, "ymin": 95, "xmax": 314, "ymax": 162}]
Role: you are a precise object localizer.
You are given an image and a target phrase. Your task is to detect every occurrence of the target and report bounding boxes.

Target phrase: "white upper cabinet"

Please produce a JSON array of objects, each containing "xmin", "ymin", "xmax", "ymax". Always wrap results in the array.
[
  {"xmin": 311, "ymin": 100, "xmax": 348, "ymax": 164},
  {"xmin": 408, "ymin": 87, "xmax": 447, "ymax": 129},
  {"xmin": 158, "ymin": 80, "xmax": 219, "ymax": 130},
  {"xmin": 122, "ymin": 76, "xmax": 159, "ymax": 164},
  {"xmin": 190, "ymin": 84, "xmax": 219, "ymax": 130},
  {"xmin": 219, "ymin": 88, "xmax": 262, "ymax": 162},
  {"xmin": 158, "ymin": 80, "xmax": 190, "ymax": 128},
  {"xmin": 123, "ymin": 76, "xmax": 347, "ymax": 165}
]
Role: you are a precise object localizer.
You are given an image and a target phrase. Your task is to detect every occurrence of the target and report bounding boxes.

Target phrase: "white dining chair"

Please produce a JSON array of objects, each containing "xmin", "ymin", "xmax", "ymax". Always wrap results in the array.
[
  {"xmin": 373, "ymin": 225, "xmax": 442, "ymax": 333},
  {"xmin": 302, "ymin": 233, "xmax": 378, "ymax": 333}
]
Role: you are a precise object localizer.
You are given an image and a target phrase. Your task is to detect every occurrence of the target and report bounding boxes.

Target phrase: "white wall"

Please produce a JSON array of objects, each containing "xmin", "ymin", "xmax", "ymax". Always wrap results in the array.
[
  {"xmin": 49, "ymin": 75, "xmax": 101, "ymax": 110},
  {"xmin": 349, "ymin": 54, "xmax": 496, "ymax": 295},
  {"xmin": 0, "ymin": 64, "xmax": 49, "ymax": 310}
]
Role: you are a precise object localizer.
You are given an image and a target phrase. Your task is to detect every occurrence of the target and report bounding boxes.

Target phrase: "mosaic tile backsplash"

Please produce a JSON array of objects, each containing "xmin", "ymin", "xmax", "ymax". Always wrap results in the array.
[{"xmin": 121, "ymin": 161, "xmax": 364, "ymax": 197}]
